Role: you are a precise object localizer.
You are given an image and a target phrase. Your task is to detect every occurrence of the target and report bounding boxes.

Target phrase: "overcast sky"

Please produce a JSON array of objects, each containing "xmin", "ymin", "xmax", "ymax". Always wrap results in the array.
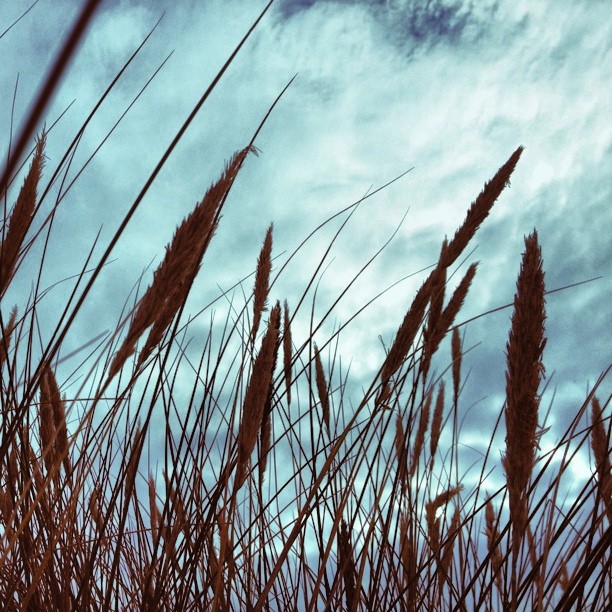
[{"xmin": 2, "ymin": 0, "xmax": 610, "ymax": 493}]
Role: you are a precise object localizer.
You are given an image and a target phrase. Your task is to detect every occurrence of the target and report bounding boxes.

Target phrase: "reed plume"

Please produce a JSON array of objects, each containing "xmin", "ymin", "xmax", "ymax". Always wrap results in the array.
[
  {"xmin": 409, "ymin": 390, "xmax": 432, "ymax": 479},
  {"xmin": 251, "ymin": 224, "xmax": 273, "ymax": 345},
  {"xmin": 235, "ymin": 302, "xmax": 280, "ymax": 491},
  {"xmin": 0, "ymin": 132, "xmax": 46, "ymax": 298},
  {"xmin": 108, "ymin": 146, "xmax": 255, "ymax": 380},
  {"xmin": 314, "ymin": 343, "xmax": 330, "ymax": 435},
  {"xmin": 337, "ymin": 518, "xmax": 357, "ymax": 610},
  {"xmin": 502, "ymin": 230, "xmax": 546, "ymax": 607},
  {"xmin": 377, "ymin": 274, "xmax": 434, "ymax": 406},
  {"xmin": 485, "ymin": 498, "xmax": 504, "ymax": 595},
  {"xmin": 425, "ymin": 485, "xmax": 462, "ymax": 555},
  {"xmin": 399, "ymin": 512, "xmax": 418, "ymax": 612},
  {"xmin": 38, "ymin": 363, "xmax": 70, "ymax": 478},
  {"xmin": 440, "ymin": 146, "xmax": 523, "ymax": 269},
  {"xmin": 259, "ymin": 301, "xmax": 281, "ymax": 481},
  {"xmin": 422, "ymin": 262, "xmax": 477, "ymax": 383},
  {"xmin": 430, "ymin": 381, "xmax": 445, "ymax": 461},
  {"xmin": 0, "ymin": 306, "xmax": 17, "ymax": 369}
]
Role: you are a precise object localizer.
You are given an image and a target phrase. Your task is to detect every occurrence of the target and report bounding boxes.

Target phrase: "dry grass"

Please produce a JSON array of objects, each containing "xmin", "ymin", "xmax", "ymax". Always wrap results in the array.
[{"xmin": 0, "ymin": 3, "xmax": 609, "ymax": 611}]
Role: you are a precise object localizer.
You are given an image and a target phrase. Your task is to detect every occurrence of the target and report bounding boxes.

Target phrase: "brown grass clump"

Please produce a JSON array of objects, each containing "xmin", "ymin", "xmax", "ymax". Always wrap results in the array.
[{"xmin": 0, "ymin": 5, "xmax": 608, "ymax": 610}]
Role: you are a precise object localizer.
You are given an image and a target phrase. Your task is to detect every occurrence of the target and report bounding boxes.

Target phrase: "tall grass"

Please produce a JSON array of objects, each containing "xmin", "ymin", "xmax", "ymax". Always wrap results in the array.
[{"xmin": 1, "ymin": 3, "xmax": 609, "ymax": 610}]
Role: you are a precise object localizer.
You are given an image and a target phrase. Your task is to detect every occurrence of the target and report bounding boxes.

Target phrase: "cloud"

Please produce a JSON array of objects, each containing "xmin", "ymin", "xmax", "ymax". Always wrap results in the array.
[{"xmin": 2, "ymin": 0, "xmax": 609, "ymax": 508}]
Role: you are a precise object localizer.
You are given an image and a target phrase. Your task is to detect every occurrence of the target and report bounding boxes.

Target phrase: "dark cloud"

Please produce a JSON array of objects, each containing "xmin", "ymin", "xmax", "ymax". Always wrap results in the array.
[{"xmin": 277, "ymin": 0, "xmax": 498, "ymax": 51}]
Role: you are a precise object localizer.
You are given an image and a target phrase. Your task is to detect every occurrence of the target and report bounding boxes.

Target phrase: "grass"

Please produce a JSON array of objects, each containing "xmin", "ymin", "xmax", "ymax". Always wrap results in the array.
[{"xmin": 0, "ymin": 2, "xmax": 610, "ymax": 610}]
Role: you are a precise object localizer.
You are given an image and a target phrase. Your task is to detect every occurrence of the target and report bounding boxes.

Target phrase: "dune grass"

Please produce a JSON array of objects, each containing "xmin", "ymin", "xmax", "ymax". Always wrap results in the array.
[{"xmin": 0, "ymin": 2, "xmax": 609, "ymax": 610}]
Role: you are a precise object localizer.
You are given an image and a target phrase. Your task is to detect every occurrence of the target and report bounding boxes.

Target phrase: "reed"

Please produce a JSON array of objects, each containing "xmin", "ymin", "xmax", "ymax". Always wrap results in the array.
[{"xmin": 0, "ymin": 4, "xmax": 608, "ymax": 610}]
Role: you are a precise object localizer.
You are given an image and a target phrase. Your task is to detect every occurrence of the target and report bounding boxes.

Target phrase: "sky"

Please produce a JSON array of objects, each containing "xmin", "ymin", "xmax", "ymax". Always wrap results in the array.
[{"xmin": 1, "ymin": 0, "xmax": 610, "ymax": 499}]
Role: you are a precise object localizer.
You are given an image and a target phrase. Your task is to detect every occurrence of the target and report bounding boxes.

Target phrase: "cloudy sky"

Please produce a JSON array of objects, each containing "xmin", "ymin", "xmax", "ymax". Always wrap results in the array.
[{"xmin": 2, "ymin": 0, "xmax": 610, "ymax": 493}]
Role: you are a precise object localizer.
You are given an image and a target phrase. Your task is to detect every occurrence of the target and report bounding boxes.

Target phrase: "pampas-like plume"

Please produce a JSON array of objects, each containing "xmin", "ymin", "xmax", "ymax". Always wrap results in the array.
[
  {"xmin": 409, "ymin": 390, "xmax": 432, "ymax": 479},
  {"xmin": 422, "ymin": 263, "xmax": 477, "ymax": 379},
  {"xmin": 399, "ymin": 512, "xmax": 417, "ymax": 612},
  {"xmin": 485, "ymin": 499, "xmax": 503, "ymax": 594},
  {"xmin": 439, "ymin": 505, "xmax": 461, "ymax": 588},
  {"xmin": 109, "ymin": 146, "xmax": 255, "ymax": 380},
  {"xmin": 251, "ymin": 224, "xmax": 273, "ymax": 345},
  {"xmin": 502, "ymin": 230, "xmax": 546, "ymax": 562},
  {"xmin": 0, "ymin": 306, "xmax": 17, "ymax": 369},
  {"xmin": 259, "ymin": 303, "xmax": 281, "ymax": 481},
  {"xmin": 337, "ymin": 518, "xmax": 357, "ymax": 611},
  {"xmin": 89, "ymin": 485, "xmax": 105, "ymax": 533},
  {"xmin": 377, "ymin": 274, "xmax": 434, "ymax": 406},
  {"xmin": 440, "ymin": 147, "xmax": 523, "ymax": 269},
  {"xmin": 423, "ymin": 256, "xmax": 447, "ymax": 363},
  {"xmin": 395, "ymin": 413, "xmax": 407, "ymax": 486},
  {"xmin": 148, "ymin": 474, "xmax": 161, "ymax": 540},
  {"xmin": 0, "ymin": 131, "xmax": 46, "ymax": 298},
  {"xmin": 378, "ymin": 147, "xmax": 522, "ymax": 407},
  {"xmin": 430, "ymin": 381, "xmax": 445, "ymax": 461},
  {"xmin": 39, "ymin": 363, "xmax": 70, "ymax": 477},
  {"xmin": 425, "ymin": 485, "xmax": 462, "ymax": 555},
  {"xmin": 314, "ymin": 343, "xmax": 330, "ymax": 435},
  {"xmin": 590, "ymin": 396, "xmax": 612, "ymax": 522},
  {"xmin": 235, "ymin": 302, "xmax": 281, "ymax": 491}
]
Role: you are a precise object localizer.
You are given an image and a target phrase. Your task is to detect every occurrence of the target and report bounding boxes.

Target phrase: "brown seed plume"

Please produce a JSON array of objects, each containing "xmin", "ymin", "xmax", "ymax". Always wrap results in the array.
[
  {"xmin": 423, "ymin": 259, "xmax": 447, "ymax": 366},
  {"xmin": 502, "ymin": 230, "xmax": 546, "ymax": 560},
  {"xmin": 430, "ymin": 381, "xmax": 445, "ymax": 461},
  {"xmin": 378, "ymin": 273, "xmax": 435, "ymax": 406},
  {"xmin": 0, "ymin": 306, "xmax": 17, "ymax": 369},
  {"xmin": 148, "ymin": 474, "xmax": 161, "ymax": 540},
  {"xmin": 440, "ymin": 146, "xmax": 523, "ymax": 269},
  {"xmin": 422, "ymin": 263, "xmax": 477, "ymax": 379},
  {"xmin": 236, "ymin": 302, "xmax": 280, "ymax": 491},
  {"xmin": 89, "ymin": 485, "xmax": 105, "ymax": 532},
  {"xmin": 109, "ymin": 146, "xmax": 255, "ymax": 380},
  {"xmin": 259, "ymin": 303, "xmax": 281, "ymax": 481},
  {"xmin": 439, "ymin": 505, "xmax": 461, "ymax": 588},
  {"xmin": 0, "ymin": 131, "xmax": 46, "ymax": 298},
  {"xmin": 314, "ymin": 343, "xmax": 330, "ymax": 434},
  {"xmin": 395, "ymin": 414, "xmax": 407, "ymax": 486},
  {"xmin": 39, "ymin": 363, "xmax": 70, "ymax": 477},
  {"xmin": 409, "ymin": 390, "xmax": 432, "ymax": 479},
  {"xmin": 251, "ymin": 223, "xmax": 273, "ymax": 345},
  {"xmin": 425, "ymin": 485, "xmax": 462, "ymax": 555},
  {"xmin": 337, "ymin": 518, "xmax": 357, "ymax": 611},
  {"xmin": 485, "ymin": 499, "xmax": 504, "ymax": 594},
  {"xmin": 399, "ymin": 512, "xmax": 417, "ymax": 612}
]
